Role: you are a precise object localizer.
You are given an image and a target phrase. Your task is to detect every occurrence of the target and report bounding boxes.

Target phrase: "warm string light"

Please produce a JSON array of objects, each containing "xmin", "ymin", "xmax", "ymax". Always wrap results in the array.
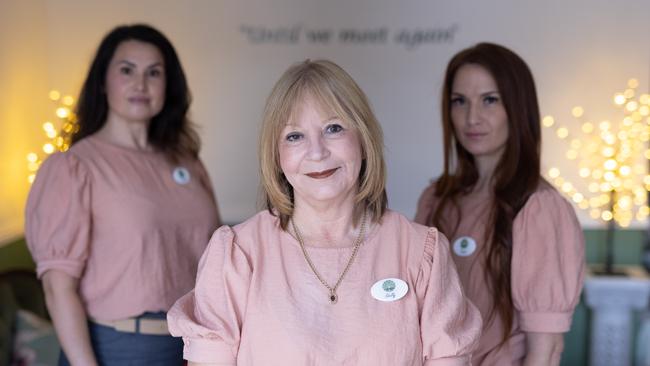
[
  {"xmin": 543, "ymin": 79, "xmax": 650, "ymax": 228},
  {"xmin": 26, "ymin": 90, "xmax": 78, "ymax": 184}
]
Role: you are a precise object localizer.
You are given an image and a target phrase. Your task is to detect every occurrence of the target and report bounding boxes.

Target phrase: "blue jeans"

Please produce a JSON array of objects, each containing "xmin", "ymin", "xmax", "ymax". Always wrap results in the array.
[{"xmin": 58, "ymin": 312, "xmax": 183, "ymax": 366}]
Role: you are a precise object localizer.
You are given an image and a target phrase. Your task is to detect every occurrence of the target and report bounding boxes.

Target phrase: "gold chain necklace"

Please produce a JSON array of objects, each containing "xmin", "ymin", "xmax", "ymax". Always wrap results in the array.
[{"xmin": 291, "ymin": 212, "xmax": 367, "ymax": 304}]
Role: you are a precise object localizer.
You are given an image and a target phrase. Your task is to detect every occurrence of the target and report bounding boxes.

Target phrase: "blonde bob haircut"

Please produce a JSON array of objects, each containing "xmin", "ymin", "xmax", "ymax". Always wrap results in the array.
[{"xmin": 259, "ymin": 59, "xmax": 387, "ymax": 230}]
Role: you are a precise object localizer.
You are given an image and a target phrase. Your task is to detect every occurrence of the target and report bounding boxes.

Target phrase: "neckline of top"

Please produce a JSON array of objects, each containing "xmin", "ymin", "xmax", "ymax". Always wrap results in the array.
[
  {"xmin": 281, "ymin": 212, "xmax": 383, "ymax": 250},
  {"xmin": 86, "ymin": 134, "xmax": 159, "ymax": 156}
]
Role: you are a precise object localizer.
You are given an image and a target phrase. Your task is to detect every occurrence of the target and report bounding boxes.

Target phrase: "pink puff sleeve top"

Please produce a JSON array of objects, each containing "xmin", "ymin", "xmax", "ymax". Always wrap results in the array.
[
  {"xmin": 415, "ymin": 181, "xmax": 585, "ymax": 364},
  {"xmin": 168, "ymin": 210, "xmax": 482, "ymax": 366},
  {"xmin": 26, "ymin": 151, "xmax": 91, "ymax": 279},
  {"xmin": 510, "ymin": 187, "xmax": 585, "ymax": 333},
  {"xmin": 25, "ymin": 136, "xmax": 220, "ymax": 320}
]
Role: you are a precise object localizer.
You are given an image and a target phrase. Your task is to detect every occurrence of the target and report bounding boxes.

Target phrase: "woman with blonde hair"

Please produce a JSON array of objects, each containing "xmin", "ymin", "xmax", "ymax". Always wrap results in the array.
[{"xmin": 168, "ymin": 59, "xmax": 481, "ymax": 365}]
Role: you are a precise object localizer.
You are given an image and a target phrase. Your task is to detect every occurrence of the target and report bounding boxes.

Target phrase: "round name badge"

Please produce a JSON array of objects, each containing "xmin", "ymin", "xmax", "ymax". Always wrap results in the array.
[
  {"xmin": 370, "ymin": 278, "xmax": 408, "ymax": 302},
  {"xmin": 172, "ymin": 167, "xmax": 191, "ymax": 185},
  {"xmin": 453, "ymin": 236, "xmax": 477, "ymax": 257}
]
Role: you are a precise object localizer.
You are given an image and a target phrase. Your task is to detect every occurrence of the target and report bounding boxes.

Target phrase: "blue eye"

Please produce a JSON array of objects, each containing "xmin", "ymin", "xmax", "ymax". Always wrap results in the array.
[
  {"xmin": 285, "ymin": 132, "xmax": 303, "ymax": 142},
  {"xmin": 325, "ymin": 123, "xmax": 343, "ymax": 134}
]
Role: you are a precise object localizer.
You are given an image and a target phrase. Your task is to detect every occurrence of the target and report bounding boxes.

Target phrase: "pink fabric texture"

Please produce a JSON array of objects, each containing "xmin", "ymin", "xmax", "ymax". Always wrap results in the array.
[
  {"xmin": 415, "ymin": 181, "xmax": 585, "ymax": 365},
  {"xmin": 25, "ymin": 135, "xmax": 220, "ymax": 320},
  {"xmin": 168, "ymin": 210, "xmax": 481, "ymax": 365}
]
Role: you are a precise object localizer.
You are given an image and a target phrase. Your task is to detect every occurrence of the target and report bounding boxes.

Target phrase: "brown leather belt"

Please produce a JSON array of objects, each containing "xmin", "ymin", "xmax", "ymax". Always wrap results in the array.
[{"xmin": 90, "ymin": 317, "xmax": 170, "ymax": 335}]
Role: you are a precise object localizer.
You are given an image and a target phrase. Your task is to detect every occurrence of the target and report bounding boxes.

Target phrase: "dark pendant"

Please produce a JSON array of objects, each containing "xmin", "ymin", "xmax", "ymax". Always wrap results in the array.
[{"xmin": 329, "ymin": 293, "xmax": 338, "ymax": 304}]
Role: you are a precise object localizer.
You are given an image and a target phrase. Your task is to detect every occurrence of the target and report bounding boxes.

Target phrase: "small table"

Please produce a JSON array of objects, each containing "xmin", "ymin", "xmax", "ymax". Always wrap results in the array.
[{"xmin": 584, "ymin": 265, "xmax": 650, "ymax": 366}]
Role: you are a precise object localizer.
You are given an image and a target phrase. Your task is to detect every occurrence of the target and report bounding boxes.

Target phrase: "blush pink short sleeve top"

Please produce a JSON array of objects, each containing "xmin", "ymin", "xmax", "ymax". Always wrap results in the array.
[
  {"xmin": 25, "ymin": 135, "xmax": 220, "ymax": 320},
  {"xmin": 168, "ymin": 210, "xmax": 482, "ymax": 366},
  {"xmin": 415, "ymin": 181, "xmax": 585, "ymax": 365}
]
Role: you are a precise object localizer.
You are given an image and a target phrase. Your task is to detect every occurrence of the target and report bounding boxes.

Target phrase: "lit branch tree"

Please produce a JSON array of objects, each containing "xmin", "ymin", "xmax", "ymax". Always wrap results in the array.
[
  {"xmin": 543, "ymin": 79, "xmax": 650, "ymax": 275},
  {"xmin": 26, "ymin": 90, "xmax": 78, "ymax": 184}
]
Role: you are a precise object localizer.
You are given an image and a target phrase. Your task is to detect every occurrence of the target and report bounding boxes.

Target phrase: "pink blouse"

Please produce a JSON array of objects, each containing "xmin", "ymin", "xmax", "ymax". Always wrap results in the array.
[
  {"xmin": 415, "ymin": 181, "xmax": 585, "ymax": 365},
  {"xmin": 25, "ymin": 135, "xmax": 220, "ymax": 320},
  {"xmin": 168, "ymin": 210, "xmax": 482, "ymax": 365}
]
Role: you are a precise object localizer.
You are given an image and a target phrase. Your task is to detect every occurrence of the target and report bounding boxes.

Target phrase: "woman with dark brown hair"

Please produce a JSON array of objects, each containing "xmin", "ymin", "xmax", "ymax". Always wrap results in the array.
[
  {"xmin": 26, "ymin": 24, "xmax": 220, "ymax": 365},
  {"xmin": 415, "ymin": 42, "xmax": 585, "ymax": 365}
]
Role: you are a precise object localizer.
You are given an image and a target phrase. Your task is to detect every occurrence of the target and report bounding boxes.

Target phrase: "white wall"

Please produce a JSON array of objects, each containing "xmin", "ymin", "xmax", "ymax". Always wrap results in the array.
[{"xmin": 4, "ymin": 0, "xmax": 649, "ymax": 234}]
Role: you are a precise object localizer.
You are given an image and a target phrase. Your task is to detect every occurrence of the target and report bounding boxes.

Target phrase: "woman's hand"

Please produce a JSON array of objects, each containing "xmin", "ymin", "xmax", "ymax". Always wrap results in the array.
[
  {"xmin": 42, "ymin": 270, "xmax": 98, "ymax": 366},
  {"xmin": 523, "ymin": 332, "xmax": 564, "ymax": 366}
]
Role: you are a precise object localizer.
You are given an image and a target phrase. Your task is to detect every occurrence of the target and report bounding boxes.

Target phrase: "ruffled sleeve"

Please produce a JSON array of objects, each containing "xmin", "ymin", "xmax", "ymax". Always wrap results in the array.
[
  {"xmin": 511, "ymin": 188, "xmax": 585, "ymax": 333},
  {"xmin": 417, "ymin": 227, "xmax": 482, "ymax": 366},
  {"xmin": 167, "ymin": 226, "xmax": 252, "ymax": 364},
  {"xmin": 415, "ymin": 181, "xmax": 437, "ymax": 225},
  {"xmin": 25, "ymin": 152, "xmax": 91, "ymax": 279}
]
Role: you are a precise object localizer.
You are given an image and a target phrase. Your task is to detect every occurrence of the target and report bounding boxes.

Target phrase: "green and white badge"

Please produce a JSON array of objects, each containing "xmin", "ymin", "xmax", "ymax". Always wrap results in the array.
[
  {"xmin": 370, "ymin": 278, "xmax": 408, "ymax": 302},
  {"xmin": 453, "ymin": 236, "xmax": 476, "ymax": 257}
]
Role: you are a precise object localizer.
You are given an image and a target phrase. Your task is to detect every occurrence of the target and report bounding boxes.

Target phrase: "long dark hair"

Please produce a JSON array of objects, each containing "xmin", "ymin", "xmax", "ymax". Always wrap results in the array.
[
  {"xmin": 432, "ymin": 42, "xmax": 541, "ymax": 344},
  {"xmin": 72, "ymin": 24, "xmax": 199, "ymax": 159}
]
